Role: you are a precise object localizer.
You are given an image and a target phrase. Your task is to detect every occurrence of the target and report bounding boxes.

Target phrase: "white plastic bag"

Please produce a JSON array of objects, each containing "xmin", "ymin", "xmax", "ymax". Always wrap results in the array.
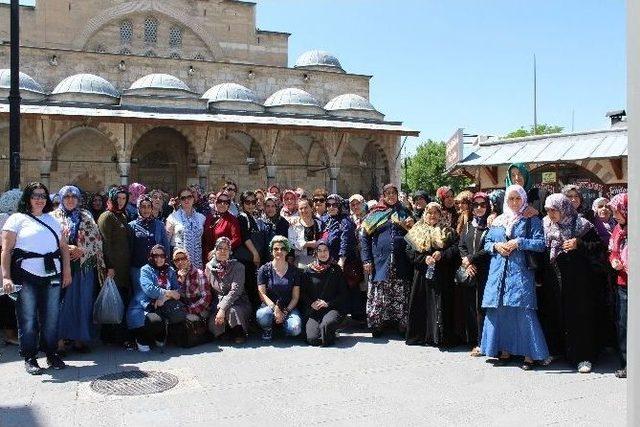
[{"xmin": 93, "ymin": 276, "xmax": 124, "ymax": 324}]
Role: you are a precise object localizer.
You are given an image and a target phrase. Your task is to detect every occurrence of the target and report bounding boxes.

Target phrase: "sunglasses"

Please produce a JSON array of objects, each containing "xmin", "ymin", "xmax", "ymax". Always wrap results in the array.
[
  {"xmin": 312, "ymin": 198, "xmax": 326, "ymax": 203},
  {"xmin": 151, "ymin": 253, "xmax": 166, "ymax": 259},
  {"xmin": 180, "ymin": 194, "xmax": 194, "ymax": 201},
  {"xmin": 31, "ymin": 193, "xmax": 48, "ymax": 200},
  {"xmin": 326, "ymin": 202, "xmax": 340, "ymax": 208},
  {"xmin": 472, "ymin": 202, "xmax": 487, "ymax": 208},
  {"xmin": 272, "ymin": 247, "xmax": 286, "ymax": 252},
  {"xmin": 173, "ymin": 256, "xmax": 188, "ymax": 262},
  {"xmin": 216, "ymin": 199, "xmax": 230, "ymax": 205}
]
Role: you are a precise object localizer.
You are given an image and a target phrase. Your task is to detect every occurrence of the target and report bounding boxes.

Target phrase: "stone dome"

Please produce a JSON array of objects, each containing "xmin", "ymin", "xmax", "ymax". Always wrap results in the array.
[
  {"xmin": 264, "ymin": 87, "xmax": 325, "ymax": 115},
  {"xmin": 325, "ymin": 94, "xmax": 384, "ymax": 121},
  {"xmin": 129, "ymin": 73, "xmax": 191, "ymax": 92},
  {"xmin": 294, "ymin": 50, "xmax": 345, "ymax": 73},
  {"xmin": 0, "ymin": 69, "xmax": 45, "ymax": 100},
  {"xmin": 202, "ymin": 83, "xmax": 264, "ymax": 112},
  {"xmin": 51, "ymin": 73, "xmax": 119, "ymax": 104}
]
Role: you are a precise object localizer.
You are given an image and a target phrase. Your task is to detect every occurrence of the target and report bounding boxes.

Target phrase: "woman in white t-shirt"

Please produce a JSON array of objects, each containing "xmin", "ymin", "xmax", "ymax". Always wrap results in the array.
[
  {"xmin": 1, "ymin": 182, "xmax": 72, "ymax": 375},
  {"xmin": 166, "ymin": 188, "xmax": 206, "ymax": 269}
]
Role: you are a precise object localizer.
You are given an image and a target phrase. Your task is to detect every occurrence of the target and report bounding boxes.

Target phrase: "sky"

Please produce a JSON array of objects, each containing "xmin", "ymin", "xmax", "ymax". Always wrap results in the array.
[
  {"xmin": 3, "ymin": 0, "xmax": 626, "ymax": 156},
  {"xmin": 256, "ymin": 0, "xmax": 626, "ymax": 155}
]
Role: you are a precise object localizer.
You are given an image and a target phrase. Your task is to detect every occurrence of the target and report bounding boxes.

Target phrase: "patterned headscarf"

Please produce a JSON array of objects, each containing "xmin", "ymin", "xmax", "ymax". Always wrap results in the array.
[
  {"xmin": 136, "ymin": 195, "xmax": 154, "ymax": 225},
  {"xmin": 0, "ymin": 189, "xmax": 23, "ymax": 214},
  {"xmin": 436, "ymin": 186, "xmax": 452, "ymax": 204},
  {"xmin": 592, "ymin": 197, "xmax": 609, "ymax": 213},
  {"xmin": 208, "ymin": 237, "xmax": 233, "ymax": 281},
  {"xmin": 505, "ymin": 163, "xmax": 532, "ymax": 191},
  {"xmin": 543, "ymin": 193, "xmax": 593, "ymax": 261},
  {"xmin": 404, "ymin": 202, "xmax": 452, "ymax": 252},
  {"xmin": 58, "ymin": 185, "xmax": 82, "ymax": 243},
  {"xmin": 361, "ymin": 184, "xmax": 410, "ymax": 236},
  {"xmin": 492, "ymin": 185, "xmax": 528, "ymax": 237},
  {"xmin": 128, "ymin": 182, "xmax": 147, "ymax": 205},
  {"xmin": 107, "ymin": 186, "xmax": 129, "ymax": 213},
  {"xmin": 326, "ymin": 193, "xmax": 344, "ymax": 216},
  {"xmin": 309, "ymin": 240, "xmax": 334, "ymax": 273},
  {"xmin": 608, "ymin": 193, "xmax": 628, "ymax": 221},
  {"xmin": 561, "ymin": 184, "xmax": 583, "ymax": 212},
  {"xmin": 471, "ymin": 192, "xmax": 490, "ymax": 229}
]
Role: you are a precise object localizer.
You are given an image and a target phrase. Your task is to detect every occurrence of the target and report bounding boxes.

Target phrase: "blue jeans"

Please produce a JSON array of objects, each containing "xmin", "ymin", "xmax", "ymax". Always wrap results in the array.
[
  {"xmin": 616, "ymin": 286, "xmax": 627, "ymax": 368},
  {"xmin": 15, "ymin": 271, "xmax": 62, "ymax": 358},
  {"xmin": 256, "ymin": 305, "xmax": 302, "ymax": 336}
]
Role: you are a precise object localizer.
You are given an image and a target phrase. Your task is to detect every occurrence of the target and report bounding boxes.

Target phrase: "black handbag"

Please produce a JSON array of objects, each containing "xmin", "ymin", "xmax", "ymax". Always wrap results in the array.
[
  {"xmin": 169, "ymin": 318, "xmax": 210, "ymax": 348},
  {"xmin": 155, "ymin": 299, "xmax": 187, "ymax": 324}
]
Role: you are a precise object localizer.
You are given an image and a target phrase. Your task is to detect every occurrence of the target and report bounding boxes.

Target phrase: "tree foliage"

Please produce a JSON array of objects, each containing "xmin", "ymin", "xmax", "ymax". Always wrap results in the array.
[
  {"xmin": 404, "ymin": 140, "xmax": 471, "ymax": 195},
  {"xmin": 505, "ymin": 124, "xmax": 563, "ymax": 138}
]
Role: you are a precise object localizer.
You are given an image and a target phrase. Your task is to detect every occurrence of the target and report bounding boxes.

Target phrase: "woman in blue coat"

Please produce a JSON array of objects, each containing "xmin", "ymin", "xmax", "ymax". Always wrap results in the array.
[
  {"xmin": 480, "ymin": 185, "xmax": 549, "ymax": 370},
  {"xmin": 129, "ymin": 196, "xmax": 170, "ymax": 288},
  {"xmin": 127, "ymin": 244, "xmax": 184, "ymax": 352}
]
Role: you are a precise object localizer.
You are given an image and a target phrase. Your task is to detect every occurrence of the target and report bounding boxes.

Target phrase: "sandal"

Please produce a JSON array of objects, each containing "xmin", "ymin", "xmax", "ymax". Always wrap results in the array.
[
  {"xmin": 470, "ymin": 347, "xmax": 482, "ymax": 357},
  {"xmin": 521, "ymin": 360, "xmax": 536, "ymax": 371},
  {"xmin": 492, "ymin": 355, "xmax": 512, "ymax": 366}
]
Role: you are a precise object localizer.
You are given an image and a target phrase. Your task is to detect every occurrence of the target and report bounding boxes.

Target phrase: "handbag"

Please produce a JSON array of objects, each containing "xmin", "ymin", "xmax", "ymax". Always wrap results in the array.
[
  {"xmin": 524, "ymin": 218, "xmax": 542, "ymax": 271},
  {"xmin": 155, "ymin": 299, "xmax": 188, "ymax": 324},
  {"xmin": 169, "ymin": 317, "xmax": 210, "ymax": 348}
]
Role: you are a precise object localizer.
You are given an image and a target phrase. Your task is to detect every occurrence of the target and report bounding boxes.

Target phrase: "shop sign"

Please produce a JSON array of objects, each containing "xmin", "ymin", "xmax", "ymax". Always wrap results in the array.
[
  {"xmin": 445, "ymin": 128, "xmax": 464, "ymax": 172},
  {"xmin": 541, "ymin": 172, "xmax": 557, "ymax": 184}
]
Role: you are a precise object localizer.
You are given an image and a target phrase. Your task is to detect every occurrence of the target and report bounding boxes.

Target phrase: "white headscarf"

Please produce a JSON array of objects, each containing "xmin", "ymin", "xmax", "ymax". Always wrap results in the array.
[{"xmin": 491, "ymin": 184, "xmax": 528, "ymax": 237}]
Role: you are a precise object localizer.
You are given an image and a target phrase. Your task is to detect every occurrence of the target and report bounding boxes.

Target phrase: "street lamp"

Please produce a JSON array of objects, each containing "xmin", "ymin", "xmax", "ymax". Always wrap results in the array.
[{"xmin": 8, "ymin": 0, "xmax": 21, "ymax": 189}]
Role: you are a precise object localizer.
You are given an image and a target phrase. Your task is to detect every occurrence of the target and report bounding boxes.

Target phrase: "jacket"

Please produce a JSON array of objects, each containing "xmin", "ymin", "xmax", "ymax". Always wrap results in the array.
[{"xmin": 127, "ymin": 264, "xmax": 179, "ymax": 329}]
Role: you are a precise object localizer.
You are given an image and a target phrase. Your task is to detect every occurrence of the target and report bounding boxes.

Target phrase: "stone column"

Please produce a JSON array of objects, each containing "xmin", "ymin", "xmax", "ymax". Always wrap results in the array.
[
  {"xmin": 197, "ymin": 164, "xmax": 211, "ymax": 191},
  {"xmin": 266, "ymin": 165, "xmax": 278, "ymax": 186},
  {"xmin": 38, "ymin": 160, "xmax": 52, "ymax": 188},
  {"xmin": 329, "ymin": 166, "xmax": 340, "ymax": 194},
  {"xmin": 118, "ymin": 161, "xmax": 131, "ymax": 186}
]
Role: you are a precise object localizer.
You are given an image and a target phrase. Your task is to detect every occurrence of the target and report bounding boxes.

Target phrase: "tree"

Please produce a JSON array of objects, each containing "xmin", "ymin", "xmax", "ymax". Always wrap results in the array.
[
  {"xmin": 505, "ymin": 124, "xmax": 564, "ymax": 138},
  {"xmin": 405, "ymin": 140, "xmax": 471, "ymax": 195}
]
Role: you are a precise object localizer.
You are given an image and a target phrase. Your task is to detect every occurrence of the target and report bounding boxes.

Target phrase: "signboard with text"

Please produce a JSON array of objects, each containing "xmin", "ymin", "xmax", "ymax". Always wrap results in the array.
[{"xmin": 445, "ymin": 128, "xmax": 464, "ymax": 172}]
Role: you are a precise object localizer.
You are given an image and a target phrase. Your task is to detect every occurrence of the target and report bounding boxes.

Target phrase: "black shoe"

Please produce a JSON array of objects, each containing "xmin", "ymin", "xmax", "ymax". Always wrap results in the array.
[
  {"xmin": 491, "ymin": 355, "xmax": 513, "ymax": 367},
  {"xmin": 25, "ymin": 357, "xmax": 44, "ymax": 375},
  {"xmin": 371, "ymin": 329, "xmax": 383, "ymax": 338},
  {"xmin": 615, "ymin": 368, "xmax": 627, "ymax": 378},
  {"xmin": 46, "ymin": 353, "xmax": 66, "ymax": 370}
]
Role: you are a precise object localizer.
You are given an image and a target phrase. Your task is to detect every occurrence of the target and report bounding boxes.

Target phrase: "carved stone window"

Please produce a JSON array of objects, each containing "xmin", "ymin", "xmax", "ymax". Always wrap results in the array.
[
  {"xmin": 169, "ymin": 52, "xmax": 181, "ymax": 60},
  {"xmin": 94, "ymin": 44, "xmax": 106, "ymax": 53},
  {"xmin": 120, "ymin": 20, "xmax": 133, "ymax": 44},
  {"xmin": 144, "ymin": 50, "xmax": 157, "ymax": 57},
  {"xmin": 120, "ymin": 47, "xmax": 132, "ymax": 55},
  {"xmin": 169, "ymin": 26, "xmax": 182, "ymax": 49},
  {"xmin": 144, "ymin": 17, "xmax": 159, "ymax": 45}
]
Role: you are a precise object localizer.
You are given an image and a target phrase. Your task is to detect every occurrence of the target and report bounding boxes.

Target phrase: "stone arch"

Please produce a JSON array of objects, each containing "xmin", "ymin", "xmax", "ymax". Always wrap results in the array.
[
  {"xmin": 49, "ymin": 126, "xmax": 120, "ymax": 193},
  {"xmin": 209, "ymin": 130, "xmax": 267, "ymax": 192},
  {"xmin": 360, "ymin": 141, "xmax": 390, "ymax": 200},
  {"xmin": 306, "ymin": 139, "xmax": 330, "ymax": 190},
  {"xmin": 272, "ymin": 135, "xmax": 308, "ymax": 189},
  {"xmin": 73, "ymin": 0, "xmax": 223, "ymax": 59}
]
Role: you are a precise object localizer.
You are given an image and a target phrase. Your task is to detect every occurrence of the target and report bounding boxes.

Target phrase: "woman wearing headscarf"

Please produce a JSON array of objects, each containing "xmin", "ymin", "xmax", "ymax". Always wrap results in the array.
[
  {"xmin": 454, "ymin": 190, "xmax": 473, "ymax": 236},
  {"xmin": 53, "ymin": 186, "xmax": 106, "ymax": 353},
  {"xmin": 129, "ymin": 195, "xmax": 170, "ymax": 289},
  {"xmin": 166, "ymin": 187, "xmax": 206, "ymax": 269},
  {"xmin": 202, "ymin": 191, "xmax": 242, "ymax": 264},
  {"xmin": 348, "ymin": 194, "xmax": 367, "ymax": 228},
  {"xmin": 360, "ymin": 183, "xmax": 414, "ymax": 337},
  {"xmin": 480, "ymin": 185, "xmax": 549, "ymax": 370},
  {"xmin": 404, "ymin": 202, "xmax": 458, "ymax": 346},
  {"xmin": 173, "ymin": 248, "xmax": 213, "ymax": 320},
  {"xmin": 591, "ymin": 197, "xmax": 616, "ymax": 246},
  {"xmin": 205, "ymin": 237, "xmax": 251, "ymax": 343},
  {"xmin": 436, "ymin": 186, "xmax": 457, "ymax": 228},
  {"xmin": 301, "ymin": 241, "xmax": 348, "ymax": 346},
  {"xmin": 0, "ymin": 189, "xmax": 22, "ymax": 346},
  {"xmin": 98, "ymin": 186, "xmax": 134, "ymax": 347},
  {"xmin": 127, "ymin": 244, "xmax": 184, "ymax": 352},
  {"xmin": 280, "ymin": 189, "xmax": 300, "ymax": 224},
  {"xmin": 540, "ymin": 194, "xmax": 604, "ymax": 373},
  {"xmin": 126, "ymin": 182, "xmax": 146, "ymax": 221},
  {"xmin": 561, "ymin": 184, "xmax": 587, "ymax": 218},
  {"xmin": 87, "ymin": 193, "xmax": 106, "ymax": 222},
  {"xmin": 458, "ymin": 193, "xmax": 492, "ymax": 356},
  {"xmin": 505, "ymin": 163, "xmax": 548, "ymax": 217},
  {"xmin": 608, "ymin": 193, "xmax": 628, "ymax": 378},
  {"xmin": 261, "ymin": 195, "xmax": 290, "ymax": 260},
  {"xmin": 487, "ymin": 189, "xmax": 505, "ymax": 226}
]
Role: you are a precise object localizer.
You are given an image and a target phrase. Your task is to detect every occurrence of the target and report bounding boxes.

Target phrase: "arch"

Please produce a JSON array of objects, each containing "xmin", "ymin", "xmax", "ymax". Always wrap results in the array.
[
  {"xmin": 529, "ymin": 162, "xmax": 607, "ymax": 209},
  {"xmin": 306, "ymin": 139, "xmax": 330, "ymax": 190},
  {"xmin": 360, "ymin": 141, "xmax": 390, "ymax": 200},
  {"xmin": 209, "ymin": 131, "xmax": 267, "ymax": 192},
  {"xmin": 73, "ymin": 0, "xmax": 223, "ymax": 59},
  {"xmin": 49, "ymin": 126, "xmax": 119, "ymax": 193}
]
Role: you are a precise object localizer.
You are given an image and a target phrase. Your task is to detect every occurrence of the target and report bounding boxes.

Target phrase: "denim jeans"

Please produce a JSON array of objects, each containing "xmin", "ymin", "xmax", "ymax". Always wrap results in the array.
[
  {"xmin": 15, "ymin": 271, "xmax": 62, "ymax": 358},
  {"xmin": 256, "ymin": 305, "xmax": 302, "ymax": 336},
  {"xmin": 616, "ymin": 286, "xmax": 627, "ymax": 368}
]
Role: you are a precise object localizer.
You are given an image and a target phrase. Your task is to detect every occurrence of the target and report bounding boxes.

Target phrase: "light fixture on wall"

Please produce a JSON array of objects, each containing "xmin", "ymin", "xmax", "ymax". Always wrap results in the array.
[
  {"xmin": 118, "ymin": 60, "xmax": 126, "ymax": 71},
  {"xmin": 247, "ymin": 69, "xmax": 255, "ymax": 80},
  {"xmin": 246, "ymin": 157, "xmax": 256, "ymax": 165},
  {"xmin": 188, "ymin": 65, "xmax": 195, "ymax": 75},
  {"xmin": 49, "ymin": 55, "xmax": 58, "ymax": 66}
]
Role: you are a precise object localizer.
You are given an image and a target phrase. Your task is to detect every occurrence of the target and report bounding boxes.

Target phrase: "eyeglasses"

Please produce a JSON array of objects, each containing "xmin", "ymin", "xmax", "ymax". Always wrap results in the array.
[
  {"xmin": 243, "ymin": 200, "xmax": 256, "ymax": 205},
  {"xmin": 312, "ymin": 198, "xmax": 326, "ymax": 203},
  {"xmin": 180, "ymin": 194, "xmax": 194, "ymax": 201},
  {"xmin": 326, "ymin": 203, "xmax": 339, "ymax": 208},
  {"xmin": 31, "ymin": 193, "xmax": 48, "ymax": 200},
  {"xmin": 472, "ymin": 202, "xmax": 487, "ymax": 208},
  {"xmin": 272, "ymin": 247, "xmax": 286, "ymax": 252},
  {"xmin": 216, "ymin": 199, "xmax": 230, "ymax": 205},
  {"xmin": 151, "ymin": 253, "xmax": 166, "ymax": 259},
  {"xmin": 173, "ymin": 256, "xmax": 188, "ymax": 262}
]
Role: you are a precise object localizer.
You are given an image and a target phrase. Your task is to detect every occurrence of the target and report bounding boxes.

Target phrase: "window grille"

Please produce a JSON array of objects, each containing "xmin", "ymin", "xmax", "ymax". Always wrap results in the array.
[
  {"xmin": 144, "ymin": 17, "xmax": 158, "ymax": 44},
  {"xmin": 169, "ymin": 26, "xmax": 182, "ymax": 48},
  {"xmin": 120, "ymin": 20, "xmax": 133, "ymax": 44}
]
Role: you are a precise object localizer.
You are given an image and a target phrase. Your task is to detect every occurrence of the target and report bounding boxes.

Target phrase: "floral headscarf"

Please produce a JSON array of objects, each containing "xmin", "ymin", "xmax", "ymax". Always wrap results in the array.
[
  {"xmin": 608, "ymin": 193, "xmax": 628, "ymax": 221},
  {"xmin": 492, "ymin": 185, "xmax": 528, "ymax": 237},
  {"xmin": 58, "ymin": 185, "xmax": 82, "ymax": 243},
  {"xmin": 208, "ymin": 237, "xmax": 233, "ymax": 281},
  {"xmin": 436, "ymin": 186, "xmax": 452, "ymax": 204},
  {"xmin": 128, "ymin": 182, "xmax": 147, "ymax": 205},
  {"xmin": 543, "ymin": 193, "xmax": 593, "ymax": 261},
  {"xmin": 561, "ymin": 184, "xmax": 583, "ymax": 212}
]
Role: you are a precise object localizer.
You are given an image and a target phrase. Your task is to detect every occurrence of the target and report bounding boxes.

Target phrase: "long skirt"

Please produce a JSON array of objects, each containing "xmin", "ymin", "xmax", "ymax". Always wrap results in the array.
[
  {"xmin": 366, "ymin": 279, "xmax": 410, "ymax": 330},
  {"xmin": 208, "ymin": 301, "xmax": 251, "ymax": 337},
  {"xmin": 58, "ymin": 268, "xmax": 96, "ymax": 342},
  {"xmin": 481, "ymin": 305, "xmax": 549, "ymax": 361},
  {"xmin": 406, "ymin": 277, "xmax": 454, "ymax": 346}
]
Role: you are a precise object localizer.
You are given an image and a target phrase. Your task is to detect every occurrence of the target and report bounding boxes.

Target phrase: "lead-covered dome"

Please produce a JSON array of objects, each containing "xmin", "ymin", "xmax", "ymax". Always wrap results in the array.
[
  {"xmin": 294, "ymin": 50, "xmax": 345, "ymax": 73},
  {"xmin": 0, "ymin": 69, "xmax": 45, "ymax": 101},
  {"xmin": 202, "ymin": 83, "xmax": 264, "ymax": 112},
  {"xmin": 123, "ymin": 73, "xmax": 202, "ymax": 110},
  {"xmin": 129, "ymin": 73, "xmax": 191, "ymax": 93},
  {"xmin": 325, "ymin": 94, "xmax": 384, "ymax": 121},
  {"xmin": 264, "ymin": 87, "xmax": 325, "ymax": 115},
  {"xmin": 51, "ymin": 73, "xmax": 119, "ymax": 104}
]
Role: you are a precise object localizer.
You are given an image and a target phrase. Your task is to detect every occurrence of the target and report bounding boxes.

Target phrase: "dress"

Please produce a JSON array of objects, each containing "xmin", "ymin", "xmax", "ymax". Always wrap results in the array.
[
  {"xmin": 166, "ymin": 209, "xmax": 206, "ymax": 269},
  {"xmin": 206, "ymin": 260, "xmax": 251, "ymax": 336},
  {"xmin": 480, "ymin": 217, "xmax": 549, "ymax": 360}
]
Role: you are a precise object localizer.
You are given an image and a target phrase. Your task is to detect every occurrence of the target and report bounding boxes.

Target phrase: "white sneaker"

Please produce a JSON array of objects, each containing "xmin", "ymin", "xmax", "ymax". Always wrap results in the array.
[
  {"xmin": 578, "ymin": 361, "xmax": 592, "ymax": 373},
  {"xmin": 137, "ymin": 341, "xmax": 151, "ymax": 352}
]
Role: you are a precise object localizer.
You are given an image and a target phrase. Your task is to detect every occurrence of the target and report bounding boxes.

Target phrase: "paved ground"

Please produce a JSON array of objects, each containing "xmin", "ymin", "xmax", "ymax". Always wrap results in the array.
[{"xmin": 0, "ymin": 328, "xmax": 627, "ymax": 426}]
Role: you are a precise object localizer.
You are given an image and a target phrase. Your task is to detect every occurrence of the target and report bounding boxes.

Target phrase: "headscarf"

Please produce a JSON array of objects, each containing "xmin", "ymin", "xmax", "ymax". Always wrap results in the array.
[
  {"xmin": 608, "ymin": 193, "xmax": 628, "ymax": 222},
  {"xmin": 208, "ymin": 237, "xmax": 233, "ymax": 281},
  {"xmin": 326, "ymin": 194, "xmax": 344, "ymax": 216},
  {"xmin": 436, "ymin": 186, "xmax": 451, "ymax": 204},
  {"xmin": 128, "ymin": 182, "xmax": 147, "ymax": 205},
  {"xmin": 404, "ymin": 202, "xmax": 452, "ymax": 253},
  {"xmin": 491, "ymin": 185, "xmax": 527, "ymax": 237},
  {"xmin": 454, "ymin": 190, "xmax": 474, "ymax": 233},
  {"xmin": 136, "ymin": 195, "xmax": 154, "ymax": 226},
  {"xmin": 107, "ymin": 186, "xmax": 129, "ymax": 214},
  {"xmin": 349, "ymin": 194, "xmax": 367, "ymax": 222},
  {"xmin": 148, "ymin": 244, "xmax": 169, "ymax": 284},
  {"xmin": 262, "ymin": 194, "xmax": 282, "ymax": 226},
  {"xmin": 488, "ymin": 189, "xmax": 505, "ymax": 215},
  {"xmin": 309, "ymin": 241, "xmax": 334, "ymax": 273},
  {"xmin": 58, "ymin": 185, "xmax": 82, "ymax": 243},
  {"xmin": 608, "ymin": 193, "xmax": 628, "ymax": 270},
  {"xmin": 471, "ymin": 192, "xmax": 490, "ymax": 229},
  {"xmin": 561, "ymin": 184, "xmax": 583, "ymax": 212},
  {"xmin": 543, "ymin": 193, "xmax": 593, "ymax": 261},
  {"xmin": 505, "ymin": 163, "xmax": 532, "ymax": 192},
  {"xmin": 0, "ymin": 189, "xmax": 23, "ymax": 214},
  {"xmin": 361, "ymin": 183, "xmax": 410, "ymax": 236},
  {"xmin": 435, "ymin": 186, "xmax": 456, "ymax": 228},
  {"xmin": 591, "ymin": 197, "xmax": 615, "ymax": 245},
  {"xmin": 281, "ymin": 189, "xmax": 299, "ymax": 217}
]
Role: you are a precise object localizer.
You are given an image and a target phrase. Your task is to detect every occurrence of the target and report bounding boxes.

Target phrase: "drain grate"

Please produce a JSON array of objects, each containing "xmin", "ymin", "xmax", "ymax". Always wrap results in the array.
[{"xmin": 90, "ymin": 370, "xmax": 179, "ymax": 396}]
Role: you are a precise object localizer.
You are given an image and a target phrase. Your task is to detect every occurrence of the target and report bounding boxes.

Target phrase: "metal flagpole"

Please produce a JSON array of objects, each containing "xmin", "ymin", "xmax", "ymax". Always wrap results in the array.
[
  {"xmin": 533, "ymin": 54, "xmax": 537, "ymax": 135},
  {"xmin": 8, "ymin": 0, "xmax": 21, "ymax": 189}
]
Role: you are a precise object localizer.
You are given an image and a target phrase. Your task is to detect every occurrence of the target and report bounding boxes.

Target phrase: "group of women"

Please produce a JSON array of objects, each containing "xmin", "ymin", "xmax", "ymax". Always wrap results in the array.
[{"xmin": 0, "ymin": 165, "xmax": 628, "ymax": 380}]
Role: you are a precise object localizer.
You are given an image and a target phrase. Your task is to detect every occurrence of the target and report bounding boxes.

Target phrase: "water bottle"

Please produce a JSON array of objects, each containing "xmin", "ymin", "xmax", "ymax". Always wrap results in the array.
[
  {"xmin": 0, "ymin": 284, "xmax": 22, "ymax": 299},
  {"xmin": 425, "ymin": 264, "xmax": 435, "ymax": 280}
]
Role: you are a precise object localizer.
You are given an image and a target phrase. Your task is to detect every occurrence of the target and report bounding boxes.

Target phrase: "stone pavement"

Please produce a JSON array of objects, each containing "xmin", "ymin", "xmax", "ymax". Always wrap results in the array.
[{"xmin": 0, "ymin": 330, "xmax": 626, "ymax": 426}]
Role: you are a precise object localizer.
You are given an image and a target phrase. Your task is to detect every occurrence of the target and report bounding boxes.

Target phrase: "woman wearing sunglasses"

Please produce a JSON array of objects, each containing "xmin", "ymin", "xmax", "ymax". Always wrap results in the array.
[
  {"xmin": 166, "ymin": 188, "xmax": 206, "ymax": 269},
  {"xmin": 202, "ymin": 192, "xmax": 242, "ymax": 264}
]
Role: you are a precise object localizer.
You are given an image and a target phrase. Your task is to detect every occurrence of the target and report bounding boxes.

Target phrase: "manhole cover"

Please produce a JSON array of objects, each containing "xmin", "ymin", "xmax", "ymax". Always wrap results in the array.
[{"xmin": 90, "ymin": 370, "xmax": 179, "ymax": 396}]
